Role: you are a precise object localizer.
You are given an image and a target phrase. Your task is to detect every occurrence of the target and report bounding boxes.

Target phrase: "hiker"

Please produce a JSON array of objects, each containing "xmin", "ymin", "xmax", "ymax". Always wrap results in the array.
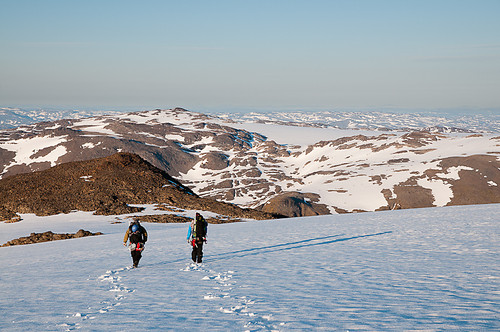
[
  {"xmin": 123, "ymin": 221, "xmax": 148, "ymax": 268},
  {"xmin": 187, "ymin": 212, "xmax": 208, "ymax": 263}
]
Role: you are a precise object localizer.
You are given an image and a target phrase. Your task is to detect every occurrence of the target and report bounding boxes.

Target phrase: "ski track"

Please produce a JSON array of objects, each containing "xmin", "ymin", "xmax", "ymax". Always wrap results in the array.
[
  {"xmin": 59, "ymin": 266, "xmax": 135, "ymax": 331},
  {"xmin": 181, "ymin": 263, "xmax": 286, "ymax": 332}
]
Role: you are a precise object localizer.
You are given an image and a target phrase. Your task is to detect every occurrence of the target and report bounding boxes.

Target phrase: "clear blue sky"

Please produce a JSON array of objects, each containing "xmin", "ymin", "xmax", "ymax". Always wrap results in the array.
[{"xmin": 1, "ymin": 0, "xmax": 499, "ymax": 111}]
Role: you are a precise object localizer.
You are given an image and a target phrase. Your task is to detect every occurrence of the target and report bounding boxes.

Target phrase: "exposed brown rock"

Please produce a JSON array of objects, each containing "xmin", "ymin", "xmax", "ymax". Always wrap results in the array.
[
  {"xmin": 201, "ymin": 152, "xmax": 229, "ymax": 170},
  {"xmin": 0, "ymin": 206, "xmax": 20, "ymax": 223},
  {"xmin": 392, "ymin": 178, "xmax": 435, "ymax": 209},
  {"xmin": 131, "ymin": 214, "xmax": 243, "ymax": 224},
  {"xmin": 0, "ymin": 148, "xmax": 15, "ymax": 171},
  {"xmin": 401, "ymin": 131, "xmax": 444, "ymax": 147},
  {"xmin": 1, "ymin": 229, "xmax": 103, "ymax": 247},
  {"xmin": 440, "ymin": 155, "xmax": 500, "ymax": 206},
  {"xmin": 131, "ymin": 214, "xmax": 192, "ymax": 224},
  {"xmin": 388, "ymin": 158, "xmax": 410, "ymax": 164},
  {"xmin": 259, "ymin": 192, "xmax": 331, "ymax": 217}
]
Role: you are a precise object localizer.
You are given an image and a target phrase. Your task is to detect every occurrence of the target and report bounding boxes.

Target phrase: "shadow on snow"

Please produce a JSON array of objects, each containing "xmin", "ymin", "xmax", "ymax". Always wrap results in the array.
[
  {"xmin": 143, "ymin": 231, "xmax": 393, "ymax": 267},
  {"xmin": 206, "ymin": 231, "xmax": 393, "ymax": 262}
]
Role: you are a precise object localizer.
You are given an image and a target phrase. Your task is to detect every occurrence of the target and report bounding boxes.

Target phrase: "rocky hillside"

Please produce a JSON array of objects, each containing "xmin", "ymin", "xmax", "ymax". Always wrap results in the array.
[
  {"xmin": 0, "ymin": 152, "xmax": 279, "ymax": 221},
  {"xmin": 0, "ymin": 108, "xmax": 499, "ymax": 216}
]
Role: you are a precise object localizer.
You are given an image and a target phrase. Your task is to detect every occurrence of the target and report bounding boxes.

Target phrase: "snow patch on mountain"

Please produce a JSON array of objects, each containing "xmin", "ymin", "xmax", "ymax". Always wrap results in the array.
[{"xmin": 0, "ymin": 135, "xmax": 68, "ymax": 175}]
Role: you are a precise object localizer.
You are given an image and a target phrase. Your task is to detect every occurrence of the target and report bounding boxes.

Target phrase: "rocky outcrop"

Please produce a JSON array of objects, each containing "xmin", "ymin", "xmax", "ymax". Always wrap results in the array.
[
  {"xmin": 1, "ymin": 229, "xmax": 103, "ymax": 247},
  {"xmin": 259, "ymin": 192, "xmax": 331, "ymax": 217},
  {"xmin": 0, "ymin": 206, "xmax": 19, "ymax": 223},
  {"xmin": 131, "ymin": 214, "xmax": 245, "ymax": 224}
]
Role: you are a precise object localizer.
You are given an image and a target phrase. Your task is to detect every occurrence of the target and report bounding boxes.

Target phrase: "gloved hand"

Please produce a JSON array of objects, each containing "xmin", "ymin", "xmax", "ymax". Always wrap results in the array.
[{"xmin": 203, "ymin": 237, "xmax": 207, "ymax": 243}]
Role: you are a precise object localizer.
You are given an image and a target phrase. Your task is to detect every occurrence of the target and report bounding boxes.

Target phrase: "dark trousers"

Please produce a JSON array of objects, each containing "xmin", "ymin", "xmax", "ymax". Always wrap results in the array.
[
  {"xmin": 191, "ymin": 238, "xmax": 204, "ymax": 263},
  {"xmin": 131, "ymin": 249, "xmax": 142, "ymax": 267}
]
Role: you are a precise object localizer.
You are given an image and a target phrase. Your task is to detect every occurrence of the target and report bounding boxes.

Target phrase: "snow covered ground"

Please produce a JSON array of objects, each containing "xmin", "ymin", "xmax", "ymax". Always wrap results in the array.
[
  {"xmin": 1, "ymin": 204, "xmax": 498, "ymax": 331},
  {"xmin": 216, "ymin": 110, "xmax": 500, "ymax": 133},
  {"xmin": 223, "ymin": 122, "xmax": 382, "ymax": 146}
]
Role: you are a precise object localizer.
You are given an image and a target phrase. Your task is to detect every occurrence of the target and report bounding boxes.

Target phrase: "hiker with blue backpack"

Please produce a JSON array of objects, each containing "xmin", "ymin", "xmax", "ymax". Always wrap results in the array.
[
  {"xmin": 187, "ymin": 212, "xmax": 208, "ymax": 263},
  {"xmin": 123, "ymin": 221, "xmax": 148, "ymax": 268}
]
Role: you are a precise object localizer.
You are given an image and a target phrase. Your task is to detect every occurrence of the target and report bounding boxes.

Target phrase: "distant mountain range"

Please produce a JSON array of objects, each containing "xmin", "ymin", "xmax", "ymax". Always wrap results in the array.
[
  {"xmin": 0, "ymin": 108, "xmax": 499, "ymax": 217},
  {"xmin": 2, "ymin": 107, "xmax": 499, "ymax": 132},
  {"xmin": 215, "ymin": 109, "xmax": 500, "ymax": 133},
  {"xmin": 0, "ymin": 107, "xmax": 125, "ymax": 130}
]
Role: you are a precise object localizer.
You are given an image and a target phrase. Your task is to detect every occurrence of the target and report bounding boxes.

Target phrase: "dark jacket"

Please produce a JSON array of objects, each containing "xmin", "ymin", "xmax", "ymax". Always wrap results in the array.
[{"xmin": 124, "ymin": 223, "xmax": 148, "ymax": 244}]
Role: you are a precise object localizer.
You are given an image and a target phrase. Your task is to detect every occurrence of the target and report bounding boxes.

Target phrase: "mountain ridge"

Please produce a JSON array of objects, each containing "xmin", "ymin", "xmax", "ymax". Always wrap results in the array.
[{"xmin": 1, "ymin": 108, "xmax": 499, "ymax": 216}]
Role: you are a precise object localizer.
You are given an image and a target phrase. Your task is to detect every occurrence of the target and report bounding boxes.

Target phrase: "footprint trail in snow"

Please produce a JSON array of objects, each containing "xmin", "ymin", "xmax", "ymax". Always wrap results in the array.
[
  {"xmin": 182, "ymin": 263, "xmax": 286, "ymax": 331},
  {"xmin": 58, "ymin": 266, "xmax": 135, "ymax": 331},
  {"xmin": 60, "ymin": 263, "xmax": 286, "ymax": 331}
]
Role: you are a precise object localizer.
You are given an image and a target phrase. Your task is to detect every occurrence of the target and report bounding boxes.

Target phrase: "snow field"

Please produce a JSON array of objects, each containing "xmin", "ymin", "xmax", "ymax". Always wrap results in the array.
[{"xmin": 0, "ymin": 204, "xmax": 499, "ymax": 331}]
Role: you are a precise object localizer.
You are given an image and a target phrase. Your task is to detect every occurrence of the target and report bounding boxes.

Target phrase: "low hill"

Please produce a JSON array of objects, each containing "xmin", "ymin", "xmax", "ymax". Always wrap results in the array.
[{"xmin": 0, "ymin": 152, "xmax": 279, "ymax": 221}]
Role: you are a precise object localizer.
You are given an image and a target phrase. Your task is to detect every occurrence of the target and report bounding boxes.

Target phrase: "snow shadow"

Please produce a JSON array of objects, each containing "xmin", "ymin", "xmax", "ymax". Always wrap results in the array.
[{"xmin": 207, "ymin": 231, "xmax": 393, "ymax": 261}]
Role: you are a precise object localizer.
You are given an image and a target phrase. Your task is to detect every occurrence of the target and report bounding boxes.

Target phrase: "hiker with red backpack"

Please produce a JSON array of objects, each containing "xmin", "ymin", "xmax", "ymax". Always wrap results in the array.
[
  {"xmin": 187, "ymin": 212, "xmax": 208, "ymax": 263},
  {"xmin": 123, "ymin": 221, "xmax": 148, "ymax": 268}
]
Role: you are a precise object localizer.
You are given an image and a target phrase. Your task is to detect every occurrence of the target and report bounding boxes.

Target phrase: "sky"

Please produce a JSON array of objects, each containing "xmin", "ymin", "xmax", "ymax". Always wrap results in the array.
[{"xmin": 1, "ymin": 0, "xmax": 500, "ymax": 112}]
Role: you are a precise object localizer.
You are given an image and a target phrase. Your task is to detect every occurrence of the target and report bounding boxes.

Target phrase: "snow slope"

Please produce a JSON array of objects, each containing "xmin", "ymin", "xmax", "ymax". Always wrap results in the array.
[{"xmin": 1, "ymin": 204, "xmax": 499, "ymax": 331}]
